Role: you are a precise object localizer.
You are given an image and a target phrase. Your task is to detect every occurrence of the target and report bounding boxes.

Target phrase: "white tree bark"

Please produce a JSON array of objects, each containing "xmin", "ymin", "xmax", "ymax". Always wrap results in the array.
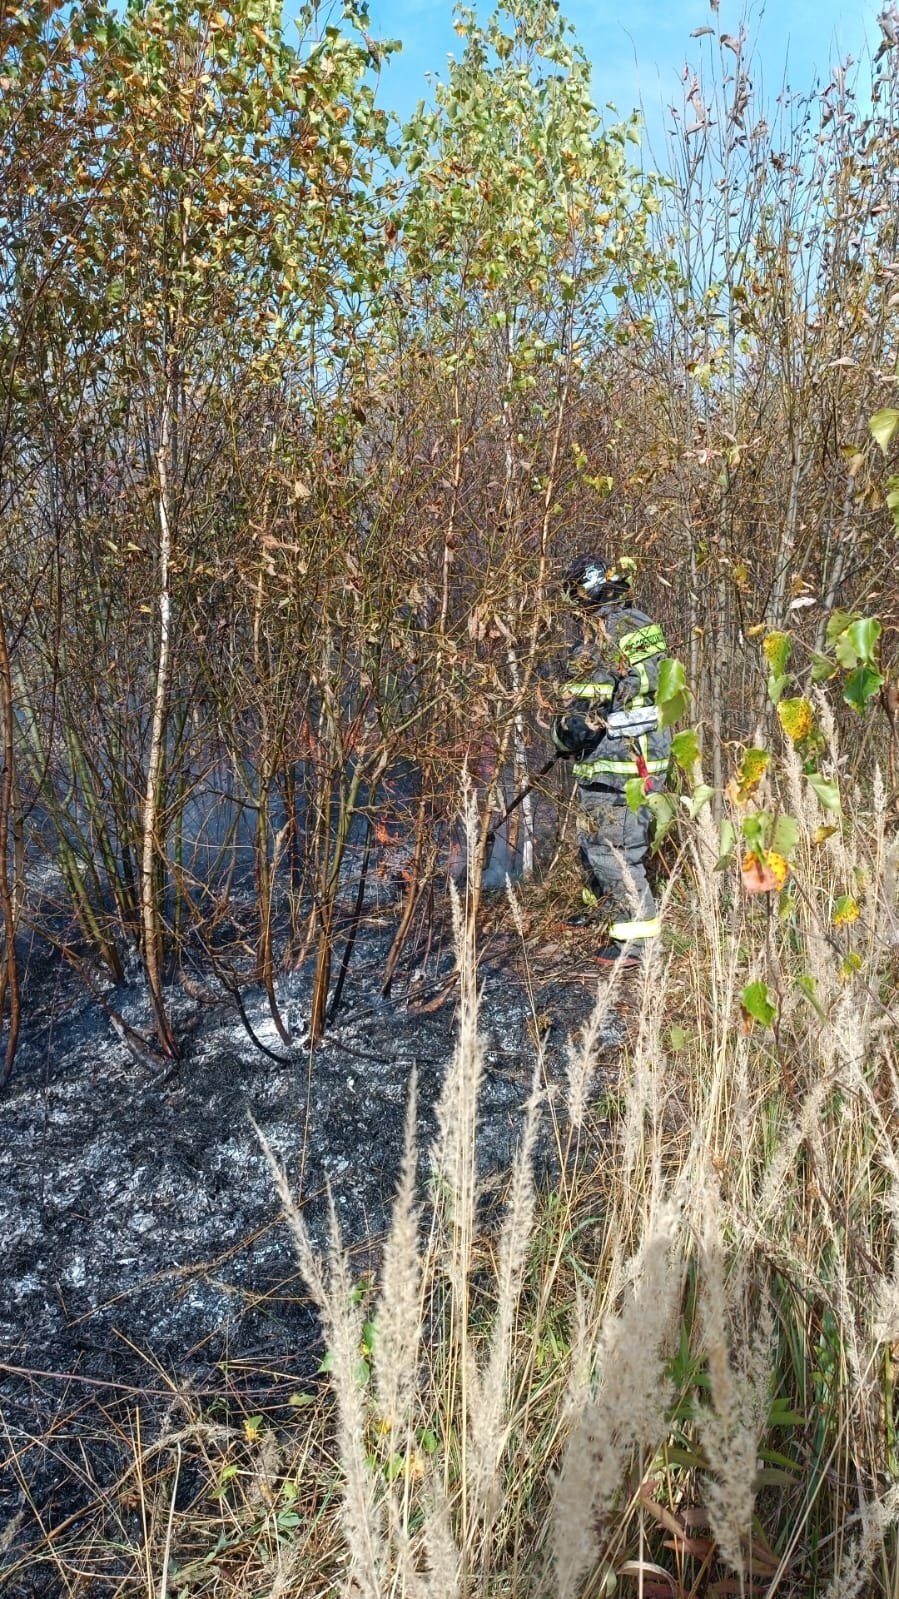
[{"xmin": 140, "ymin": 380, "xmax": 176, "ymax": 1054}]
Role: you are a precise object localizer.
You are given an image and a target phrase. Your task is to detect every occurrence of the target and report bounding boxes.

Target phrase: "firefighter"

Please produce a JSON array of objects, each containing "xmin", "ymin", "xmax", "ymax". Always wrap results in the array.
[{"xmin": 550, "ymin": 554, "xmax": 671, "ymax": 966}]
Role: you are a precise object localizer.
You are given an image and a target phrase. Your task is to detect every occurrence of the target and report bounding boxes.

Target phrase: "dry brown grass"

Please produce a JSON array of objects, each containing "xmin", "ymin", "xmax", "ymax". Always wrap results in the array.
[{"xmin": 227, "ymin": 753, "xmax": 896, "ymax": 1599}]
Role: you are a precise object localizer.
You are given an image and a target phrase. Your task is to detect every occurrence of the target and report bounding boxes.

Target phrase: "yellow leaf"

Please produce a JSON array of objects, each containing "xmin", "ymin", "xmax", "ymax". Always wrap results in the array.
[
  {"xmin": 762, "ymin": 630, "xmax": 788, "ymax": 666},
  {"xmin": 765, "ymin": 850, "xmax": 789, "ymax": 890},
  {"xmin": 777, "ymin": 697, "xmax": 815, "ymax": 743},
  {"xmin": 730, "ymin": 747, "xmax": 770, "ymax": 804}
]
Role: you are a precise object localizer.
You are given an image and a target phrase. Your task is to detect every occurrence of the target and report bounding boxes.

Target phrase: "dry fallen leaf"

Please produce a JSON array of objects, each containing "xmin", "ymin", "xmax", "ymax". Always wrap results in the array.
[
  {"xmin": 618, "ymin": 1560, "xmax": 678, "ymax": 1592},
  {"xmin": 741, "ymin": 851, "xmax": 789, "ymax": 894}
]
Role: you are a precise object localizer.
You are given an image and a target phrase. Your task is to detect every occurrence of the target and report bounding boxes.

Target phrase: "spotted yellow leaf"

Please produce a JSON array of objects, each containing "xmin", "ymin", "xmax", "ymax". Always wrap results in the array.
[
  {"xmin": 777, "ymin": 696, "xmax": 815, "ymax": 744},
  {"xmin": 729, "ymin": 747, "xmax": 770, "ymax": 805},
  {"xmin": 762, "ymin": 630, "xmax": 791, "ymax": 671},
  {"xmin": 833, "ymin": 895, "xmax": 860, "ymax": 927}
]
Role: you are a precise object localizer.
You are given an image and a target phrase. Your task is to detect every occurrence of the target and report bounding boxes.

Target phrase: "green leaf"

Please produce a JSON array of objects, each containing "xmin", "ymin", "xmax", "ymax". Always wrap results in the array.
[
  {"xmin": 766, "ymin": 1399, "xmax": 806, "ymax": 1426},
  {"xmin": 843, "ymin": 666, "xmax": 884, "ymax": 713},
  {"xmin": 670, "ymin": 727, "xmax": 700, "ymax": 771},
  {"xmin": 758, "ymin": 1446, "xmax": 801, "ymax": 1472},
  {"xmin": 686, "ymin": 783, "xmax": 715, "ymax": 819},
  {"xmin": 669, "ymin": 1024, "xmax": 687, "ymax": 1051},
  {"xmin": 646, "ymin": 791, "xmax": 677, "ymax": 842},
  {"xmin": 772, "ymin": 813, "xmax": 799, "ymax": 858},
  {"xmin": 833, "ymin": 629, "xmax": 860, "ymax": 670},
  {"xmin": 717, "ymin": 817, "xmax": 736, "ymax": 866},
  {"xmin": 663, "ymin": 1444, "xmax": 708, "ymax": 1471},
  {"xmin": 825, "ymin": 609, "xmax": 855, "ymax": 649},
  {"xmin": 624, "ymin": 776, "xmax": 645, "ymax": 812},
  {"xmin": 833, "ymin": 893, "xmax": 860, "ymax": 926},
  {"xmin": 797, "ymin": 973, "xmax": 827, "ymax": 1020},
  {"xmin": 829, "ymin": 613, "xmax": 881, "ymax": 672},
  {"xmin": 777, "ymin": 880, "xmax": 798, "ymax": 920},
  {"xmin": 741, "ymin": 980, "xmax": 777, "ymax": 1026},
  {"xmin": 741, "ymin": 811, "xmax": 770, "ymax": 853},
  {"xmin": 807, "ymin": 772, "xmax": 841, "ymax": 814},
  {"xmin": 869, "ymin": 407, "xmax": 899, "ymax": 455},
  {"xmin": 846, "ymin": 616, "xmax": 881, "ymax": 665},
  {"xmin": 656, "ymin": 657, "xmax": 690, "ymax": 727},
  {"xmin": 810, "ymin": 651, "xmax": 838, "ymax": 683}
]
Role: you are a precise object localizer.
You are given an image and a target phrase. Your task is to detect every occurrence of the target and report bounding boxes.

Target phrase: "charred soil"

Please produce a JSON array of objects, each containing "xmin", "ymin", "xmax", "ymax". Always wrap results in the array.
[{"xmin": 0, "ymin": 899, "xmax": 623, "ymax": 1595}]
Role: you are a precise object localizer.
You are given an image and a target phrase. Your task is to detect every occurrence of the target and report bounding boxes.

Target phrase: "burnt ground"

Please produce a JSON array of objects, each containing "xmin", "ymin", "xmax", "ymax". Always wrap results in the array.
[{"xmin": 0, "ymin": 889, "xmax": 624, "ymax": 1595}]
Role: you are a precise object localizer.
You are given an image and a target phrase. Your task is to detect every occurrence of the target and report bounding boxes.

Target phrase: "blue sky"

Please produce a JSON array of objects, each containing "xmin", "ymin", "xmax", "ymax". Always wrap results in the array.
[{"xmin": 363, "ymin": 0, "xmax": 882, "ymax": 148}]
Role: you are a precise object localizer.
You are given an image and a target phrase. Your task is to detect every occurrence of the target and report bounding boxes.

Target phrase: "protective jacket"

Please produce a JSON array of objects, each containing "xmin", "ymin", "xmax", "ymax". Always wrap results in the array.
[{"xmin": 560, "ymin": 603, "xmax": 671, "ymax": 790}]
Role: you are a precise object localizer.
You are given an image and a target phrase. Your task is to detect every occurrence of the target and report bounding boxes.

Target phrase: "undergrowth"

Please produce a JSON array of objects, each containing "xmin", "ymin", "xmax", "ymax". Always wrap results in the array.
[{"xmin": 4, "ymin": 749, "xmax": 899, "ymax": 1599}]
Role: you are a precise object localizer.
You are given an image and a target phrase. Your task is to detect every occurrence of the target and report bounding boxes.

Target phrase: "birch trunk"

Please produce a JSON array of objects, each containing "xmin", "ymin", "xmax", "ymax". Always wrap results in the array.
[
  {"xmin": 0, "ymin": 603, "xmax": 21, "ymax": 1085},
  {"xmin": 140, "ymin": 383, "xmax": 178, "ymax": 1058}
]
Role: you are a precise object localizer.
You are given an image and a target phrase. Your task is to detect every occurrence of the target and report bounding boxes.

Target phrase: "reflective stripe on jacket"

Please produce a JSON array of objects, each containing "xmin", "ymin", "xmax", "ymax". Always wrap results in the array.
[{"xmin": 561, "ymin": 604, "xmax": 671, "ymax": 790}]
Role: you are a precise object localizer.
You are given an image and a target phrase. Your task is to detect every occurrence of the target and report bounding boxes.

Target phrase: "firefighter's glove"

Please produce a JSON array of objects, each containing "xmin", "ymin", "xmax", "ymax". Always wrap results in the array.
[{"xmin": 550, "ymin": 713, "xmax": 601, "ymax": 758}]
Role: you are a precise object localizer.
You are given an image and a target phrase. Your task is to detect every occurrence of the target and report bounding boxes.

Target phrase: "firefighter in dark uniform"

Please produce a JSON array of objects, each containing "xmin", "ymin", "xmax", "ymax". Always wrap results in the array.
[{"xmin": 550, "ymin": 554, "xmax": 671, "ymax": 965}]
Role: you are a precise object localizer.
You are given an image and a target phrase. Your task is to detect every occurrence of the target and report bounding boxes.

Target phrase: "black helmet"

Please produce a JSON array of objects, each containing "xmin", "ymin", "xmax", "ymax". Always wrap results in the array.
[{"xmin": 562, "ymin": 553, "xmax": 632, "ymax": 608}]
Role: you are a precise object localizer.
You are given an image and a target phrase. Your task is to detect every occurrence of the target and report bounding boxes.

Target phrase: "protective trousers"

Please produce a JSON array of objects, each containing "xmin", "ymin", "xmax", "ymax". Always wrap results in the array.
[{"xmin": 576, "ymin": 788, "xmax": 660, "ymax": 944}]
